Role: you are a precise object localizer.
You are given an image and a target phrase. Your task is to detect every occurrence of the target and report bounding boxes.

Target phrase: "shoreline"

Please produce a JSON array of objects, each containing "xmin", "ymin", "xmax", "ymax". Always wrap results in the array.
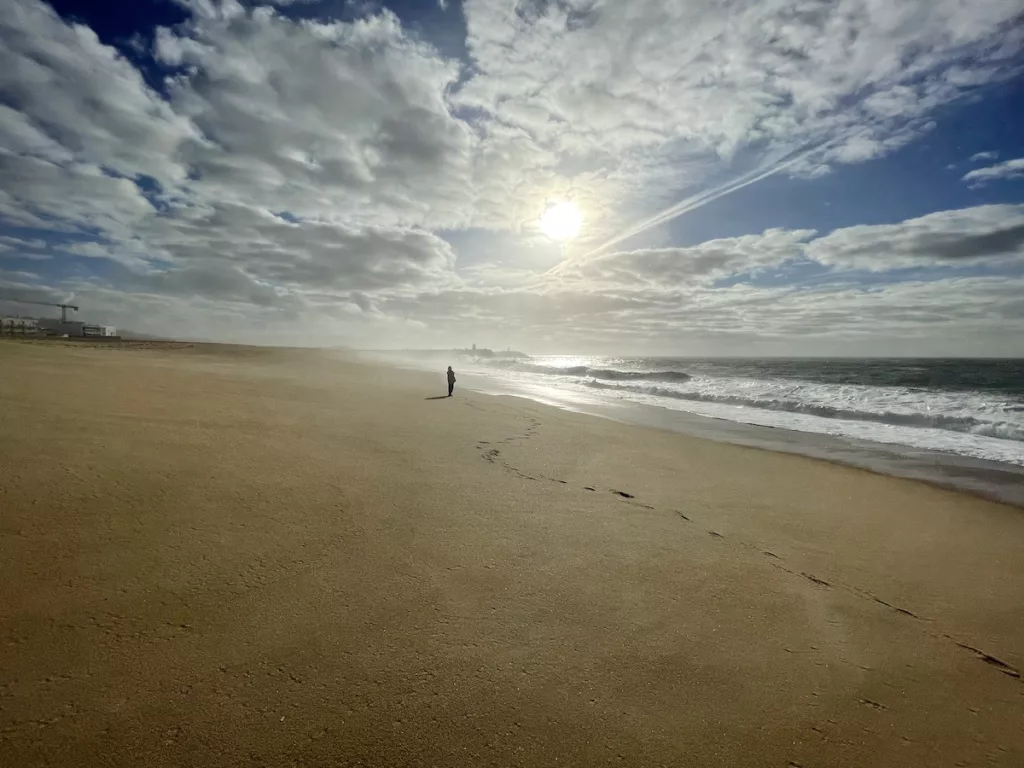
[
  {"xmin": 11, "ymin": 340, "xmax": 1024, "ymax": 505},
  {"xmin": 381, "ymin": 360, "xmax": 1024, "ymax": 509},
  {"xmin": 472, "ymin": 374, "xmax": 1024, "ymax": 508}
]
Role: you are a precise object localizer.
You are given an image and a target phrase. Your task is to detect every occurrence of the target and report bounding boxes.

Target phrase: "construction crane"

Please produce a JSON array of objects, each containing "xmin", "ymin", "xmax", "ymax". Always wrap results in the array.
[{"xmin": 3, "ymin": 298, "xmax": 79, "ymax": 322}]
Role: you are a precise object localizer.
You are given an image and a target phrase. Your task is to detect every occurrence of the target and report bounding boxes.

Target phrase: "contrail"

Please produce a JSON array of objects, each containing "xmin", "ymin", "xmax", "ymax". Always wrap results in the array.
[{"xmin": 571, "ymin": 141, "xmax": 830, "ymax": 263}]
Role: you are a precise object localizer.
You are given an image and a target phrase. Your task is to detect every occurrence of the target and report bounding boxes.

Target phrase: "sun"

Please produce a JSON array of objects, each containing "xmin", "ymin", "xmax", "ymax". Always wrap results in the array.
[{"xmin": 539, "ymin": 201, "xmax": 583, "ymax": 241}]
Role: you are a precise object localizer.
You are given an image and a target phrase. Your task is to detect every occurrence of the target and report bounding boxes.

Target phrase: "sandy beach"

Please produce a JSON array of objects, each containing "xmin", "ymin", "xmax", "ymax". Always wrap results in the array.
[{"xmin": 1, "ymin": 340, "xmax": 1023, "ymax": 767}]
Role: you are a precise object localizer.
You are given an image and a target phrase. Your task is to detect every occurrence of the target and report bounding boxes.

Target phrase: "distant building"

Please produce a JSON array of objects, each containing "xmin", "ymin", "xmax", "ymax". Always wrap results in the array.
[
  {"xmin": 35, "ymin": 319, "xmax": 116, "ymax": 338},
  {"xmin": 2, "ymin": 314, "xmax": 116, "ymax": 338},
  {"xmin": 38, "ymin": 318, "xmax": 86, "ymax": 337},
  {"xmin": 1, "ymin": 316, "xmax": 39, "ymax": 334}
]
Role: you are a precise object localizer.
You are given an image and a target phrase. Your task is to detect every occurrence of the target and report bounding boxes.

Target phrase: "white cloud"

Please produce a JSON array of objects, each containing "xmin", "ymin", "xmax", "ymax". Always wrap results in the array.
[
  {"xmin": 155, "ymin": 4, "xmax": 474, "ymax": 229},
  {"xmin": 0, "ymin": 236, "xmax": 46, "ymax": 250},
  {"xmin": 0, "ymin": 0, "xmax": 196, "ymax": 183},
  {"xmin": 561, "ymin": 228, "xmax": 815, "ymax": 288},
  {"xmin": 805, "ymin": 204, "xmax": 1024, "ymax": 270},
  {"xmin": 962, "ymin": 158, "xmax": 1024, "ymax": 185},
  {"xmin": 969, "ymin": 150, "xmax": 999, "ymax": 163},
  {"xmin": 0, "ymin": 0, "xmax": 473, "ymax": 302},
  {"xmin": 447, "ymin": 0, "xmax": 1024, "ymax": 248},
  {"xmin": 566, "ymin": 204, "xmax": 1024, "ymax": 290},
  {"xmin": 0, "ymin": 150, "xmax": 156, "ymax": 235},
  {"xmin": 0, "ymin": 234, "xmax": 50, "ymax": 260},
  {"xmin": 74, "ymin": 204, "xmax": 1022, "ymax": 351},
  {"xmin": 3, "ymin": 0, "xmax": 1020, "ymax": 245},
  {"xmin": 457, "ymin": 0, "xmax": 1022, "ymax": 172},
  {"xmin": 5, "ymin": 223, "xmax": 1023, "ymax": 353},
  {"xmin": 143, "ymin": 205, "xmax": 459, "ymax": 294},
  {"xmin": 1, "ymin": 0, "xmax": 1023, "ymax": 354},
  {"xmin": 361, "ymin": 274, "xmax": 1024, "ymax": 356}
]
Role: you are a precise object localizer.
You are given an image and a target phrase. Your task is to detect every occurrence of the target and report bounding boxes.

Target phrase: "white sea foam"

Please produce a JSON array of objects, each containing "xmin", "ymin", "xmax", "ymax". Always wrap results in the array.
[{"xmin": 471, "ymin": 357, "xmax": 1024, "ymax": 467}]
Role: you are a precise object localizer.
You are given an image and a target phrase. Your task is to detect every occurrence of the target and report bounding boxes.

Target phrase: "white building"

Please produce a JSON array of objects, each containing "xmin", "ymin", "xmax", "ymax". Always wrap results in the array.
[
  {"xmin": 1, "ymin": 316, "xmax": 39, "ymax": 334},
  {"xmin": 4, "ymin": 316, "xmax": 116, "ymax": 338}
]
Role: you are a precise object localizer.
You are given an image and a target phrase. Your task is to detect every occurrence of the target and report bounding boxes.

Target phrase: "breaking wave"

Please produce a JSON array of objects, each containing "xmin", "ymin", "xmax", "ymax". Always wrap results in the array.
[
  {"xmin": 485, "ymin": 359, "xmax": 692, "ymax": 384},
  {"xmin": 460, "ymin": 355, "xmax": 1024, "ymax": 467},
  {"xmin": 583, "ymin": 380, "xmax": 1024, "ymax": 442}
]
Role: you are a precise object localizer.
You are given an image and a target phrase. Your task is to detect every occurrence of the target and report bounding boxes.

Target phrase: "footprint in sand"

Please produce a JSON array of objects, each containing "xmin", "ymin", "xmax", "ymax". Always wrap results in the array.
[
  {"xmin": 859, "ymin": 698, "xmax": 887, "ymax": 711},
  {"xmin": 801, "ymin": 573, "xmax": 831, "ymax": 587}
]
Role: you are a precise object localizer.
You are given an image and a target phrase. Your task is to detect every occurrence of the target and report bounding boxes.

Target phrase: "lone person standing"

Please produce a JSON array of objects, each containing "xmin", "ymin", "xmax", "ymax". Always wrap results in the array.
[{"xmin": 447, "ymin": 366, "xmax": 456, "ymax": 397}]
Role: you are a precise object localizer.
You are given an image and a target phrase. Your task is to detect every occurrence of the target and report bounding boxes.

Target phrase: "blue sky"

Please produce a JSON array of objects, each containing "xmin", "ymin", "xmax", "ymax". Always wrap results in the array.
[{"xmin": 1, "ymin": 0, "xmax": 1023, "ymax": 354}]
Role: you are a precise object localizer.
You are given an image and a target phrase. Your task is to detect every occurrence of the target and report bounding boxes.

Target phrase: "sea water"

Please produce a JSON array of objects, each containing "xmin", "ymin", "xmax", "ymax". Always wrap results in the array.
[{"xmin": 469, "ymin": 357, "xmax": 1024, "ymax": 468}]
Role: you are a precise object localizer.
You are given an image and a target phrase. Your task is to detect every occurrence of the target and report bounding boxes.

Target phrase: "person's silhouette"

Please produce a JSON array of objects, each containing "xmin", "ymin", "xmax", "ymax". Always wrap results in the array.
[{"xmin": 447, "ymin": 366, "xmax": 456, "ymax": 397}]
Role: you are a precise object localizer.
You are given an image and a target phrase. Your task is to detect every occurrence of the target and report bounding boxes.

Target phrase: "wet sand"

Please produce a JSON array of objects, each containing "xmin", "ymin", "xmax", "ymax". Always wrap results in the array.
[
  {"xmin": 2, "ymin": 340, "xmax": 1023, "ymax": 767},
  {"xmin": 444, "ymin": 367, "xmax": 1024, "ymax": 507}
]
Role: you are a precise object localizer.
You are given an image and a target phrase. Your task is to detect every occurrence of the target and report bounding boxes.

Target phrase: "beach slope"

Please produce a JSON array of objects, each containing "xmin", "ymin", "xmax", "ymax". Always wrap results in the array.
[{"xmin": 2, "ymin": 341, "xmax": 1023, "ymax": 767}]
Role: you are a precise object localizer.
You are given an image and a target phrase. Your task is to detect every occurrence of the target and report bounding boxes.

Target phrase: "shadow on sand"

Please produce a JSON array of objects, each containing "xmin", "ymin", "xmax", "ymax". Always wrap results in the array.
[{"xmin": 424, "ymin": 395, "xmax": 450, "ymax": 401}]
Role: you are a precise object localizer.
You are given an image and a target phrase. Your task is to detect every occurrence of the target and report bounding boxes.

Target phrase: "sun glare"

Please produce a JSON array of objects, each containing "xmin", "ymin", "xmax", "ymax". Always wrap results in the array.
[{"xmin": 539, "ymin": 201, "xmax": 583, "ymax": 241}]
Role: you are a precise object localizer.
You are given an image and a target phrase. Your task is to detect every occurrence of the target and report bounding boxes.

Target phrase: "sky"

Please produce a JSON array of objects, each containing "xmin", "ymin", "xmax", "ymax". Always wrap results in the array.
[{"xmin": 1, "ymin": 0, "xmax": 1023, "ymax": 355}]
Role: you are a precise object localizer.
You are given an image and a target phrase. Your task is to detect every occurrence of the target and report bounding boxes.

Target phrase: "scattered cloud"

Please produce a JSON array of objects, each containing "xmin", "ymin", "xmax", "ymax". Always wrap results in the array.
[
  {"xmin": 563, "ymin": 229, "xmax": 815, "ymax": 287},
  {"xmin": 153, "ymin": 3, "xmax": 474, "ymax": 229},
  {"xmin": 0, "ymin": 151, "xmax": 156, "ymax": 235},
  {"xmin": 962, "ymin": 158, "xmax": 1024, "ymax": 186},
  {"xmin": 0, "ymin": 0, "xmax": 196, "ymax": 182},
  {"xmin": 0, "ymin": 0, "xmax": 1023, "ymax": 353},
  {"xmin": 0, "ymin": 234, "xmax": 50, "ymax": 260},
  {"xmin": 365, "ymin": 274, "xmax": 1024, "ymax": 356},
  {"xmin": 9, "ymin": 201, "xmax": 1019, "ymax": 352},
  {"xmin": 0, "ymin": 236, "xmax": 46, "ymax": 250},
  {"xmin": 970, "ymin": 150, "xmax": 1000, "ymax": 162},
  {"xmin": 457, "ymin": 0, "xmax": 1024, "ymax": 236},
  {"xmin": 806, "ymin": 204, "xmax": 1024, "ymax": 270}
]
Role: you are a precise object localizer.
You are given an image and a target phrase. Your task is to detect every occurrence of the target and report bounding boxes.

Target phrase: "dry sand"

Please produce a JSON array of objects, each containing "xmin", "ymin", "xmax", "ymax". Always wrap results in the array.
[{"xmin": 2, "ymin": 340, "xmax": 1023, "ymax": 767}]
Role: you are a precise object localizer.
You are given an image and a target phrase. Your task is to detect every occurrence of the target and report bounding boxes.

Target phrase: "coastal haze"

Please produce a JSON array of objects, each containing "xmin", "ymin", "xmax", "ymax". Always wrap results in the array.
[{"xmin": 2, "ymin": 0, "xmax": 1024, "ymax": 766}]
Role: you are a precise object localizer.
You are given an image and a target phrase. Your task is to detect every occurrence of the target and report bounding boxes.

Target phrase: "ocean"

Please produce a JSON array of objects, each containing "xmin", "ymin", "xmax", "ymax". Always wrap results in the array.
[{"xmin": 465, "ymin": 356, "xmax": 1024, "ymax": 469}]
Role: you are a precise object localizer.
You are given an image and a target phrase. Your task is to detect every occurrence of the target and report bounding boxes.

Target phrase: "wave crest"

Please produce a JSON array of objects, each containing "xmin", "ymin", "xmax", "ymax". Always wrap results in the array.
[
  {"xmin": 583, "ymin": 380, "xmax": 1024, "ymax": 442},
  {"xmin": 487, "ymin": 360, "xmax": 691, "ymax": 383}
]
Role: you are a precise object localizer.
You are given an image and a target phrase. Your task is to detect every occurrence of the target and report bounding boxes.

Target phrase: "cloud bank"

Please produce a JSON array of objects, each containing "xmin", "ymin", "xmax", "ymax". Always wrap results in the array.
[{"xmin": 0, "ymin": 0, "xmax": 1022, "ymax": 354}]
